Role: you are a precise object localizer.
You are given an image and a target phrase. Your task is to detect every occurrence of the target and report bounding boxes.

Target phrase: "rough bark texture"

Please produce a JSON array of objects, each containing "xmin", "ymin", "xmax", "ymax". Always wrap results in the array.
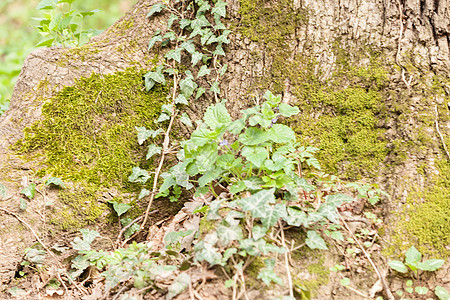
[{"xmin": 0, "ymin": 0, "xmax": 449, "ymax": 298}]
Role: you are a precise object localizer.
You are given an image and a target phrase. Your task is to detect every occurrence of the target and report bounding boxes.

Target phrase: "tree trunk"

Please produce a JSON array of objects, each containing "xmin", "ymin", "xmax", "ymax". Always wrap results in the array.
[{"xmin": 0, "ymin": 0, "xmax": 448, "ymax": 298}]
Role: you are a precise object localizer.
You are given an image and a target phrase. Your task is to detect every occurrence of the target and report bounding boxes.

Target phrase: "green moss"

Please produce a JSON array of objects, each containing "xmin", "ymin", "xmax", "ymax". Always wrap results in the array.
[
  {"xmin": 238, "ymin": 1, "xmax": 388, "ymax": 179},
  {"xmin": 15, "ymin": 68, "xmax": 167, "ymax": 189},
  {"xmin": 50, "ymin": 184, "xmax": 109, "ymax": 230},
  {"xmin": 294, "ymin": 255, "xmax": 330, "ymax": 297},
  {"xmin": 392, "ymin": 160, "xmax": 450, "ymax": 257}
]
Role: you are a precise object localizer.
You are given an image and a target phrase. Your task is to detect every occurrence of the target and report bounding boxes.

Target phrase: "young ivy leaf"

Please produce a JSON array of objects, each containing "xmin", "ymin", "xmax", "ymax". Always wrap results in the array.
[
  {"xmin": 157, "ymin": 113, "xmax": 171, "ymax": 123},
  {"xmin": 180, "ymin": 113, "xmax": 193, "ymax": 127},
  {"xmin": 305, "ymin": 230, "xmax": 328, "ymax": 250},
  {"xmin": 36, "ymin": 0, "xmax": 56, "ymax": 10},
  {"xmin": 148, "ymin": 34, "xmax": 162, "ymax": 49},
  {"xmin": 146, "ymin": 144, "xmax": 162, "ymax": 160},
  {"xmin": 167, "ymin": 13, "xmax": 178, "ymax": 29},
  {"xmin": 179, "ymin": 77, "xmax": 198, "ymax": 98},
  {"xmin": 174, "ymin": 94, "xmax": 189, "ymax": 105},
  {"xmin": 181, "ymin": 41, "xmax": 195, "ymax": 54},
  {"xmin": 210, "ymin": 82, "xmax": 221, "ymax": 94},
  {"xmin": 197, "ymin": 65, "xmax": 211, "ymax": 78},
  {"xmin": 128, "ymin": 167, "xmax": 150, "ymax": 184},
  {"xmin": 191, "ymin": 51, "xmax": 203, "ymax": 66},
  {"xmin": 108, "ymin": 201, "xmax": 131, "ymax": 217},
  {"xmin": 147, "ymin": 3, "xmax": 166, "ymax": 18},
  {"xmin": 213, "ymin": 43, "xmax": 225, "ymax": 56},
  {"xmin": 211, "ymin": 0, "xmax": 227, "ymax": 18},
  {"xmin": 135, "ymin": 127, "xmax": 163, "ymax": 145},
  {"xmin": 45, "ymin": 177, "xmax": 65, "ymax": 188},
  {"xmin": 21, "ymin": 183, "xmax": 36, "ymax": 200},
  {"xmin": 165, "ymin": 48, "xmax": 182, "ymax": 63},
  {"xmin": 196, "ymin": 87, "xmax": 206, "ymax": 99},
  {"xmin": 0, "ymin": 183, "xmax": 7, "ymax": 199},
  {"xmin": 71, "ymin": 229, "xmax": 100, "ymax": 251},
  {"xmin": 179, "ymin": 19, "xmax": 191, "ymax": 29},
  {"xmin": 138, "ymin": 188, "xmax": 150, "ymax": 200},
  {"xmin": 219, "ymin": 64, "xmax": 228, "ymax": 76}
]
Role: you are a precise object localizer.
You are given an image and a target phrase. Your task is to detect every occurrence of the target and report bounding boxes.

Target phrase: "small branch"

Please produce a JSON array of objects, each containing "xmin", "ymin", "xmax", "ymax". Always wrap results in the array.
[
  {"xmin": 338, "ymin": 211, "xmax": 394, "ymax": 300},
  {"xmin": 434, "ymin": 105, "xmax": 450, "ymax": 160},
  {"xmin": 278, "ymin": 220, "xmax": 294, "ymax": 298},
  {"xmin": 343, "ymin": 283, "xmax": 371, "ymax": 299}
]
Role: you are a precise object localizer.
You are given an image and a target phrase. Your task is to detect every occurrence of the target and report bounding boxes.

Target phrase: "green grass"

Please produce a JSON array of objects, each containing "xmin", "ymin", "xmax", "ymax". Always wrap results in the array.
[{"xmin": 0, "ymin": 0, "xmax": 134, "ymax": 113}]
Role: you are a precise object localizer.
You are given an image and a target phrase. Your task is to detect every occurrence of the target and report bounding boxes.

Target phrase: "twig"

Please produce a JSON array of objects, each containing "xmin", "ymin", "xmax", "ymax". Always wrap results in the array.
[
  {"xmin": 338, "ymin": 211, "xmax": 394, "ymax": 300},
  {"xmin": 115, "ymin": 209, "xmax": 159, "ymax": 246},
  {"xmin": 278, "ymin": 220, "xmax": 294, "ymax": 298},
  {"xmin": 343, "ymin": 283, "xmax": 371, "ymax": 299},
  {"xmin": 435, "ymin": 105, "xmax": 450, "ymax": 160},
  {"xmin": 0, "ymin": 207, "xmax": 88, "ymax": 295}
]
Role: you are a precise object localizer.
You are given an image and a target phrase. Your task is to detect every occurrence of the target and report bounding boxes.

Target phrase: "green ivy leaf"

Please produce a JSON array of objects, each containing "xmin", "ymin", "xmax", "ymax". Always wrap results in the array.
[
  {"xmin": 135, "ymin": 127, "xmax": 163, "ymax": 144},
  {"xmin": 174, "ymin": 94, "xmax": 188, "ymax": 105},
  {"xmin": 144, "ymin": 68, "xmax": 165, "ymax": 85},
  {"xmin": 211, "ymin": 0, "xmax": 227, "ymax": 18},
  {"xmin": 128, "ymin": 167, "xmax": 150, "ymax": 184},
  {"xmin": 109, "ymin": 201, "xmax": 131, "ymax": 217},
  {"xmin": 148, "ymin": 34, "xmax": 162, "ymax": 49},
  {"xmin": 219, "ymin": 64, "xmax": 228, "ymax": 76},
  {"xmin": 216, "ymin": 224, "xmax": 243, "ymax": 247},
  {"xmin": 138, "ymin": 188, "xmax": 150, "ymax": 200},
  {"xmin": 181, "ymin": 41, "xmax": 195, "ymax": 54},
  {"xmin": 284, "ymin": 207, "xmax": 307, "ymax": 227},
  {"xmin": 144, "ymin": 77, "xmax": 155, "ymax": 91},
  {"xmin": 261, "ymin": 204, "xmax": 285, "ymax": 228},
  {"xmin": 305, "ymin": 230, "xmax": 328, "ymax": 250},
  {"xmin": 210, "ymin": 81, "xmax": 221, "ymax": 94},
  {"xmin": 197, "ymin": 65, "xmax": 211, "ymax": 78},
  {"xmin": 19, "ymin": 198, "xmax": 27, "ymax": 211},
  {"xmin": 165, "ymin": 48, "xmax": 182, "ymax": 63},
  {"xmin": 239, "ymin": 188, "xmax": 275, "ymax": 218},
  {"xmin": 340, "ymin": 277, "xmax": 350, "ymax": 286},
  {"xmin": 21, "ymin": 183, "xmax": 36, "ymax": 200},
  {"xmin": 167, "ymin": 273, "xmax": 190, "ymax": 300},
  {"xmin": 388, "ymin": 260, "xmax": 408, "ymax": 273},
  {"xmin": 36, "ymin": 0, "xmax": 56, "ymax": 10},
  {"xmin": 196, "ymin": 86, "xmax": 206, "ymax": 99},
  {"xmin": 147, "ymin": 3, "xmax": 166, "ymax": 18},
  {"xmin": 179, "ymin": 77, "xmax": 198, "ymax": 99},
  {"xmin": 167, "ymin": 13, "xmax": 178, "ymax": 29},
  {"xmin": 278, "ymin": 103, "xmax": 300, "ymax": 117},
  {"xmin": 179, "ymin": 19, "xmax": 191, "ymax": 29},
  {"xmin": 180, "ymin": 113, "xmax": 193, "ymax": 127},
  {"xmin": 71, "ymin": 229, "xmax": 100, "ymax": 251},
  {"xmin": 195, "ymin": 242, "xmax": 222, "ymax": 265},
  {"xmin": 258, "ymin": 268, "xmax": 284, "ymax": 286},
  {"xmin": 157, "ymin": 113, "xmax": 171, "ymax": 123},
  {"xmin": 146, "ymin": 144, "xmax": 162, "ymax": 160},
  {"xmin": 45, "ymin": 177, "xmax": 65, "ymax": 188},
  {"xmin": 0, "ymin": 183, "xmax": 6, "ymax": 199},
  {"xmin": 213, "ymin": 43, "xmax": 225, "ymax": 56},
  {"xmin": 191, "ymin": 51, "xmax": 203, "ymax": 66}
]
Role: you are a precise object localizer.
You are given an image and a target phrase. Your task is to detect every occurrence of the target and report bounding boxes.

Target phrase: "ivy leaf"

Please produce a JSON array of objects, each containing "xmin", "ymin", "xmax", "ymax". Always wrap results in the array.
[
  {"xmin": 128, "ymin": 167, "xmax": 150, "ymax": 184},
  {"xmin": 388, "ymin": 260, "xmax": 408, "ymax": 273},
  {"xmin": 135, "ymin": 127, "xmax": 163, "ymax": 144},
  {"xmin": 144, "ymin": 77, "xmax": 155, "ymax": 91},
  {"xmin": 148, "ymin": 34, "xmax": 162, "ymax": 49},
  {"xmin": 210, "ymin": 82, "xmax": 221, "ymax": 94},
  {"xmin": 213, "ymin": 43, "xmax": 225, "ymax": 56},
  {"xmin": 167, "ymin": 273, "xmax": 190, "ymax": 300},
  {"xmin": 197, "ymin": 65, "xmax": 211, "ymax": 78},
  {"xmin": 317, "ymin": 204, "xmax": 340, "ymax": 223},
  {"xmin": 147, "ymin": 3, "xmax": 166, "ymax": 18},
  {"xmin": 146, "ymin": 144, "xmax": 162, "ymax": 160},
  {"xmin": 19, "ymin": 198, "xmax": 27, "ymax": 211},
  {"xmin": 415, "ymin": 287, "xmax": 429, "ymax": 295},
  {"xmin": 214, "ymin": 15, "xmax": 227, "ymax": 30},
  {"xmin": 0, "ymin": 183, "xmax": 6, "ymax": 199},
  {"xmin": 326, "ymin": 193, "xmax": 354, "ymax": 208},
  {"xmin": 179, "ymin": 77, "xmax": 198, "ymax": 99},
  {"xmin": 144, "ymin": 69, "xmax": 165, "ymax": 85},
  {"xmin": 163, "ymin": 31, "xmax": 176, "ymax": 41},
  {"xmin": 196, "ymin": 87, "xmax": 206, "ymax": 99},
  {"xmin": 138, "ymin": 188, "xmax": 150, "ymax": 200},
  {"xmin": 279, "ymin": 103, "xmax": 300, "ymax": 117},
  {"xmin": 45, "ymin": 177, "xmax": 65, "ymax": 188},
  {"xmin": 157, "ymin": 113, "xmax": 170, "ymax": 123},
  {"xmin": 171, "ymin": 163, "xmax": 193, "ymax": 189},
  {"xmin": 261, "ymin": 204, "xmax": 285, "ymax": 228},
  {"xmin": 252, "ymin": 225, "xmax": 268, "ymax": 240},
  {"xmin": 191, "ymin": 51, "xmax": 203, "ymax": 66},
  {"xmin": 219, "ymin": 64, "xmax": 228, "ymax": 76},
  {"xmin": 21, "ymin": 183, "xmax": 36, "ymax": 200},
  {"xmin": 258, "ymin": 268, "xmax": 284, "ymax": 286},
  {"xmin": 203, "ymin": 103, "xmax": 232, "ymax": 130},
  {"xmin": 217, "ymin": 30, "xmax": 231, "ymax": 44},
  {"xmin": 109, "ymin": 201, "xmax": 131, "ymax": 217},
  {"xmin": 180, "ymin": 41, "xmax": 195, "ymax": 54},
  {"xmin": 165, "ymin": 48, "xmax": 182, "ymax": 63},
  {"xmin": 179, "ymin": 19, "xmax": 191, "ymax": 29},
  {"xmin": 180, "ymin": 113, "xmax": 193, "ymax": 127},
  {"xmin": 167, "ymin": 13, "xmax": 178, "ymax": 29},
  {"xmin": 174, "ymin": 94, "xmax": 189, "ymax": 105},
  {"xmin": 305, "ymin": 230, "xmax": 328, "ymax": 250},
  {"xmin": 36, "ymin": 0, "xmax": 56, "ymax": 10},
  {"xmin": 197, "ymin": 1, "xmax": 211, "ymax": 13},
  {"xmin": 284, "ymin": 207, "xmax": 307, "ymax": 227},
  {"xmin": 269, "ymin": 124, "xmax": 296, "ymax": 143},
  {"xmin": 71, "ymin": 229, "xmax": 100, "ymax": 251},
  {"xmin": 211, "ymin": 0, "xmax": 227, "ymax": 18},
  {"xmin": 195, "ymin": 242, "xmax": 222, "ymax": 265},
  {"xmin": 239, "ymin": 188, "xmax": 275, "ymax": 218},
  {"xmin": 216, "ymin": 225, "xmax": 243, "ymax": 247}
]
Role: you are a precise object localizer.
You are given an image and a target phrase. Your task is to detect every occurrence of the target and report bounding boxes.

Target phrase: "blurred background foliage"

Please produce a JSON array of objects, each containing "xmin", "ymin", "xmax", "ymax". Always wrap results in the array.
[{"xmin": 0, "ymin": 0, "xmax": 134, "ymax": 113}]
